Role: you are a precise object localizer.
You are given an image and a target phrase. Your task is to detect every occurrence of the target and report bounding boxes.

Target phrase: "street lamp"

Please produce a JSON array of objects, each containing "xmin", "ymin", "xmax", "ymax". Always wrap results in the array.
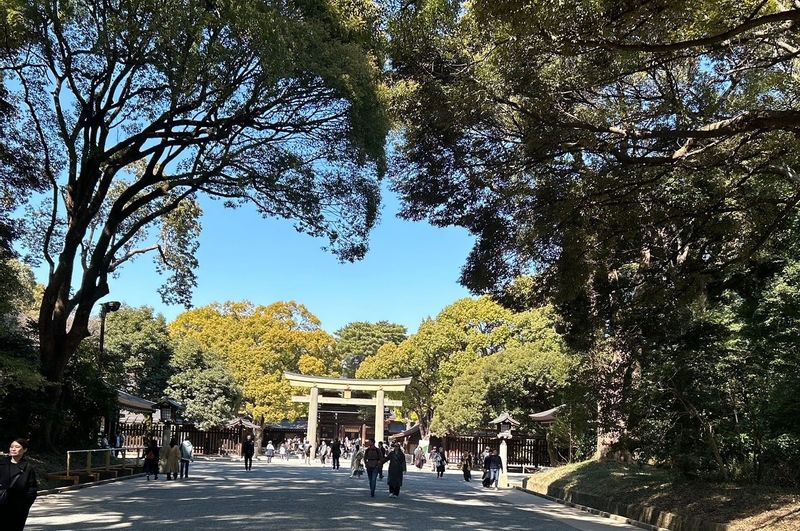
[
  {"xmin": 98, "ymin": 300, "xmax": 121, "ymax": 367},
  {"xmin": 97, "ymin": 300, "xmax": 120, "ymax": 445}
]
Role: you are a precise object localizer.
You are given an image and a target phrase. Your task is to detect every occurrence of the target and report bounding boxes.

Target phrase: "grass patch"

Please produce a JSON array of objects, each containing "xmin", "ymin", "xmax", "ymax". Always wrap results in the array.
[{"xmin": 526, "ymin": 460, "xmax": 800, "ymax": 531}]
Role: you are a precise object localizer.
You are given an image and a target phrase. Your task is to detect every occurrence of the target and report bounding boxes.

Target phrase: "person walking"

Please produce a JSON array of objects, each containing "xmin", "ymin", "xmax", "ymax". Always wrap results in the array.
[
  {"xmin": 461, "ymin": 451, "xmax": 473, "ymax": 482},
  {"xmin": 144, "ymin": 438, "xmax": 160, "ymax": 480},
  {"xmin": 179, "ymin": 437, "xmax": 193, "ymax": 479},
  {"xmin": 279, "ymin": 442, "xmax": 287, "ymax": 461},
  {"xmin": 485, "ymin": 448, "xmax": 503, "ymax": 489},
  {"xmin": 243, "ymin": 435, "xmax": 255, "ymax": 470},
  {"xmin": 413, "ymin": 446, "xmax": 425, "ymax": 469},
  {"xmin": 0, "ymin": 438, "xmax": 38, "ymax": 531},
  {"xmin": 386, "ymin": 443, "xmax": 407, "ymax": 498},
  {"xmin": 165, "ymin": 438, "xmax": 180, "ymax": 480},
  {"xmin": 319, "ymin": 441, "xmax": 328, "ymax": 466},
  {"xmin": 349, "ymin": 444, "xmax": 364, "ymax": 478},
  {"xmin": 303, "ymin": 440, "xmax": 311, "ymax": 465},
  {"xmin": 362, "ymin": 440, "xmax": 383, "ymax": 497},
  {"xmin": 431, "ymin": 447, "xmax": 447, "ymax": 478},
  {"xmin": 377, "ymin": 441, "xmax": 387, "ymax": 479},
  {"xmin": 331, "ymin": 439, "xmax": 341, "ymax": 470},
  {"xmin": 264, "ymin": 439, "xmax": 275, "ymax": 464}
]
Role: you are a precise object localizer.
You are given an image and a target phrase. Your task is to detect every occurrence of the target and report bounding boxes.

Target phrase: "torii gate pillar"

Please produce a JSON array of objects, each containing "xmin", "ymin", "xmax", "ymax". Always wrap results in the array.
[
  {"xmin": 307, "ymin": 386, "xmax": 319, "ymax": 458},
  {"xmin": 375, "ymin": 389, "xmax": 385, "ymax": 445}
]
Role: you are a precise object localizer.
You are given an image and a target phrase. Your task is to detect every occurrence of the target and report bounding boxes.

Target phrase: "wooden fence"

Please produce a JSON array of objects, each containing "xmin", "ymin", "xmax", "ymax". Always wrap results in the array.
[
  {"xmin": 117, "ymin": 423, "xmax": 245, "ymax": 456},
  {"xmin": 436, "ymin": 434, "xmax": 550, "ymax": 468}
]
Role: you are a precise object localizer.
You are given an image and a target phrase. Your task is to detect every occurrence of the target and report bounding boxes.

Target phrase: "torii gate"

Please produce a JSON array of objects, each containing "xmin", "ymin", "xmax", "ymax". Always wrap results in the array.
[{"xmin": 284, "ymin": 371, "xmax": 412, "ymax": 458}]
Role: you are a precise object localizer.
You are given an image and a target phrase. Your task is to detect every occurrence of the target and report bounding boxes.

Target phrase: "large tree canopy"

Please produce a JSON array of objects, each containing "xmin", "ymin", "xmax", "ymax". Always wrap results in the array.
[
  {"xmin": 169, "ymin": 300, "xmax": 337, "ymax": 422},
  {"xmin": 1, "ymin": 0, "xmax": 390, "ymax": 441},
  {"xmin": 388, "ymin": 0, "xmax": 800, "ymax": 476},
  {"xmin": 431, "ymin": 305, "xmax": 575, "ymax": 435},
  {"xmin": 102, "ymin": 305, "xmax": 174, "ymax": 401},
  {"xmin": 334, "ymin": 320, "xmax": 407, "ymax": 376},
  {"xmin": 358, "ymin": 296, "xmax": 537, "ymax": 435},
  {"xmin": 165, "ymin": 338, "xmax": 241, "ymax": 430},
  {"xmin": 389, "ymin": 0, "xmax": 800, "ymax": 292}
]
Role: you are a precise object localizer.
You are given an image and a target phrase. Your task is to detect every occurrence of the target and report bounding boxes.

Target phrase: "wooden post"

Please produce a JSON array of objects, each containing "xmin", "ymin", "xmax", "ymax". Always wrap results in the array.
[
  {"xmin": 67, "ymin": 452, "xmax": 71, "ymax": 476},
  {"xmin": 87, "ymin": 451, "xmax": 93, "ymax": 473}
]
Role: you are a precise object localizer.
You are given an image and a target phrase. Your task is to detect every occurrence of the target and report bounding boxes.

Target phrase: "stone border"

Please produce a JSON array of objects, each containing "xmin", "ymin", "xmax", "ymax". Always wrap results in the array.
[
  {"xmin": 38, "ymin": 472, "xmax": 146, "ymax": 496},
  {"xmin": 516, "ymin": 480, "xmax": 729, "ymax": 531}
]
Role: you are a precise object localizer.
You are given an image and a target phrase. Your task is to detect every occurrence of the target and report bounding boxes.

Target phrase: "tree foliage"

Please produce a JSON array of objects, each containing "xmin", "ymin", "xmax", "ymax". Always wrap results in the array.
[
  {"xmin": 432, "ymin": 305, "xmax": 575, "ymax": 434},
  {"xmin": 0, "ymin": 259, "xmax": 43, "ymax": 444},
  {"xmin": 0, "ymin": 0, "xmax": 390, "ymax": 444},
  {"xmin": 387, "ymin": 1, "xmax": 800, "ymax": 480},
  {"xmin": 102, "ymin": 306, "xmax": 174, "ymax": 400},
  {"xmin": 334, "ymin": 320, "xmax": 407, "ymax": 376},
  {"xmin": 357, "ymin": 296, "xmax": 569, "ymax": 435},
  {"xmin": 169, "ymin": 300, "xmax": 336, "ymax": 422},
  {"xmin": 165, "ymin": 338, "xmax": 241, "ymax": 430}
]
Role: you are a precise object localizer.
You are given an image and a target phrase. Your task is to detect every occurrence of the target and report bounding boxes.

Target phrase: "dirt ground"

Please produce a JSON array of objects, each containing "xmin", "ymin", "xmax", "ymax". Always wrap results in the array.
[{"xmin": 526, "ymin": 460, "xmax": 800, "ymax": 530}]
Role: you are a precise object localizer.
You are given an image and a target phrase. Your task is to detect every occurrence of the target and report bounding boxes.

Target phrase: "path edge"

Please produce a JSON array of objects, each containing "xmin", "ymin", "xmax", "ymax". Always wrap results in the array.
[
  {"xmin": 38, "ymin": 473, "xmax": 147, "ymax": 496},
  {"xmin": 514, "ymin": 483, "xmax": 729, "ymax": 531}
]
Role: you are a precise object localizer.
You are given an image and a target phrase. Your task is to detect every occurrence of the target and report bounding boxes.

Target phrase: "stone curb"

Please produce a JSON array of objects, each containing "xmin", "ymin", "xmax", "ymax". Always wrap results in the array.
[
  {"xmin": 513, "ymin": 485, "xmax": 668, "ymax": 531},
  {"xmin": 514, "ymin": 483, "xmax": 729, "ymax": 531},
  {"xmin": 38, "ymin": 473, "xmax": 146, "ymax": 496}
]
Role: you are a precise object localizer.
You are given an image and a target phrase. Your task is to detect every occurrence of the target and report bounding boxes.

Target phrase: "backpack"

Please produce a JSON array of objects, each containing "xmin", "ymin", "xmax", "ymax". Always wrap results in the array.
[{"xmin": 364, "ymin": 447, "xmax": 381, "ymax": 468}]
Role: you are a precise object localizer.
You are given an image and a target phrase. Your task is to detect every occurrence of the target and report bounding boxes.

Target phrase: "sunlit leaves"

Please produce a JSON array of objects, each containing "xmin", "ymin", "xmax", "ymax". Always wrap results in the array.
[{"xmin": 169, "ymin": 300, "xmax": 337, "ymax": 422}]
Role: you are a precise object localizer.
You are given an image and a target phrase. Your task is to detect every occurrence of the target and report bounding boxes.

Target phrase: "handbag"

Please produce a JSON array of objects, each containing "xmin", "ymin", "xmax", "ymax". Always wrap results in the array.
[{"xmin": 0, "ymin": 470, "xmax": 21, "ymax": 506}]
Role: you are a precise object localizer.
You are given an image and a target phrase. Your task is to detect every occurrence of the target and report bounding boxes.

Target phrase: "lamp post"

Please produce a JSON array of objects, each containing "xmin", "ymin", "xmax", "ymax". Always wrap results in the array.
[
  {"xmin": 98, "ymin": 300, "xmax": 121, "ymax": 368},
  {"xmin": 153, "ymin": 399, "xmax": 185, "ymax": 449},
  {"xmin": 490, "ymin": 412, "xmax": 520, "ymax": 489},
  {"xmin": 97, "ymin": 301, "xmax": 120, "ymax": 443}
]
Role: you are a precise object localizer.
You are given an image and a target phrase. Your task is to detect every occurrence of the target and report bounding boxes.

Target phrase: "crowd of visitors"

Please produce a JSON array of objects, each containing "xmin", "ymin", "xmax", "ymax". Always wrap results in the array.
[{"xmin": 4, "ymin": 429, "xmax": 509, "ymax": 531}]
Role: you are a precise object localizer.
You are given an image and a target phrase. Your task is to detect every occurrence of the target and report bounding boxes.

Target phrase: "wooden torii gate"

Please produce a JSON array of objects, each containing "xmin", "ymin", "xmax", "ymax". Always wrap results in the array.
[{"xmin": 284, "ymin": 371, "xmax": 412, "ymax": 458}]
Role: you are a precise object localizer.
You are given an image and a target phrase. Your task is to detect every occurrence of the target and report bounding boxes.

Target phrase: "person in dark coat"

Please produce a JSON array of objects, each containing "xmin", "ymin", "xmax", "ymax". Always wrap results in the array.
[
  {"xmin": 144, "ymin": 438, "xmax": 160, "ymax": 480},
  {"xmin": 330, "ymin": 439, "xmax": 341, "ymax": 470},
  {"xmin": 484, "ymin": 448, "xmax": 503, "ymax": 489},
  {"xmin": 461, "ymin": 451, "xmax": 472, "ymax": 482},
  {"xmin": 386, "ymin": 443, "xmax": 407, "ymax": 498},
  {"xmin": 0, "ymin": 438, "xmax": 38, "ymax": 531},
  {"xmin": 243, "ymin": 435, "xmax": 255, "ymax": 471},
  {"xmin": 377, "ymin": 441, "xmax": 387, "ymax": 479}
]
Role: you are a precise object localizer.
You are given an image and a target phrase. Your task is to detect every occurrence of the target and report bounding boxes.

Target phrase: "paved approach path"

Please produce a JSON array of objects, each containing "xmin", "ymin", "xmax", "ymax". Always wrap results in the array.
[{"xmin": 27, "ymin": 459, "xmax": 638, "ymax": 530}]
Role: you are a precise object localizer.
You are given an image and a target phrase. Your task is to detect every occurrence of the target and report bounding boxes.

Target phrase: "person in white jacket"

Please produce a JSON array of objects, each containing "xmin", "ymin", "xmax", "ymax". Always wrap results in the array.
[{"xmin": 179, "ymin": 438, "xmax": 194, "ymax": 479}]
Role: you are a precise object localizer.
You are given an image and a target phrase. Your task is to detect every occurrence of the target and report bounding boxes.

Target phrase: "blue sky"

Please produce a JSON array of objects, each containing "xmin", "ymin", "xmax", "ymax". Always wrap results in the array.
[{"xmin": 96, "ymin": 184, "xmax": 475, "ymax": 334}]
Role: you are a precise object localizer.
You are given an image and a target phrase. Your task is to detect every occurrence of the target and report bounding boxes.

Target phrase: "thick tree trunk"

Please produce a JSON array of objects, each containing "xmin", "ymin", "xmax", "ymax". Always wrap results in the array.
[
  {"xmin": 595, "ymin": 350, "xmax": 636, "ymax": 462},
  {"xmin": 37, "ymin": 261, "xmax": 104, "ymax": 448}
]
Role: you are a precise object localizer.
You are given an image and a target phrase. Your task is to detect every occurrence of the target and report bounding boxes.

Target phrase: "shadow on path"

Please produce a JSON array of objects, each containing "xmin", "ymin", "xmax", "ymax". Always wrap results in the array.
[{"xmin": 27, "ymin": 461, "xmax": 637, "ymax": 530}]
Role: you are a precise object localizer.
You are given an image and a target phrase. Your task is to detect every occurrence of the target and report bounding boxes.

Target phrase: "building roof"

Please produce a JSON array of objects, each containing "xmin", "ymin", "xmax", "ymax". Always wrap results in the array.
[
  {"xmin": 152, "ymin": 398, "xmax": 185, "ymax": 411},
  {"xmin": 117, "ymin": 390, "xmax": 156, "ymax": 413},
  {"xmin": 529, "ymin": 404, "xmax": 566, "ymax": 423},
  {"xmin": 225, "ymin": 418, "xmax": 260, "ymax": 429},
  {"xmin": 264, "ymin": 419, "xmax": 308, "ymax": 430},
  {"xmin": 489, "ymin": 412, "xmax": 521, "ymax": 427},
  {"xmin": 388, "ymin": 423, "xmax": 421, "ymax": 440}
]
